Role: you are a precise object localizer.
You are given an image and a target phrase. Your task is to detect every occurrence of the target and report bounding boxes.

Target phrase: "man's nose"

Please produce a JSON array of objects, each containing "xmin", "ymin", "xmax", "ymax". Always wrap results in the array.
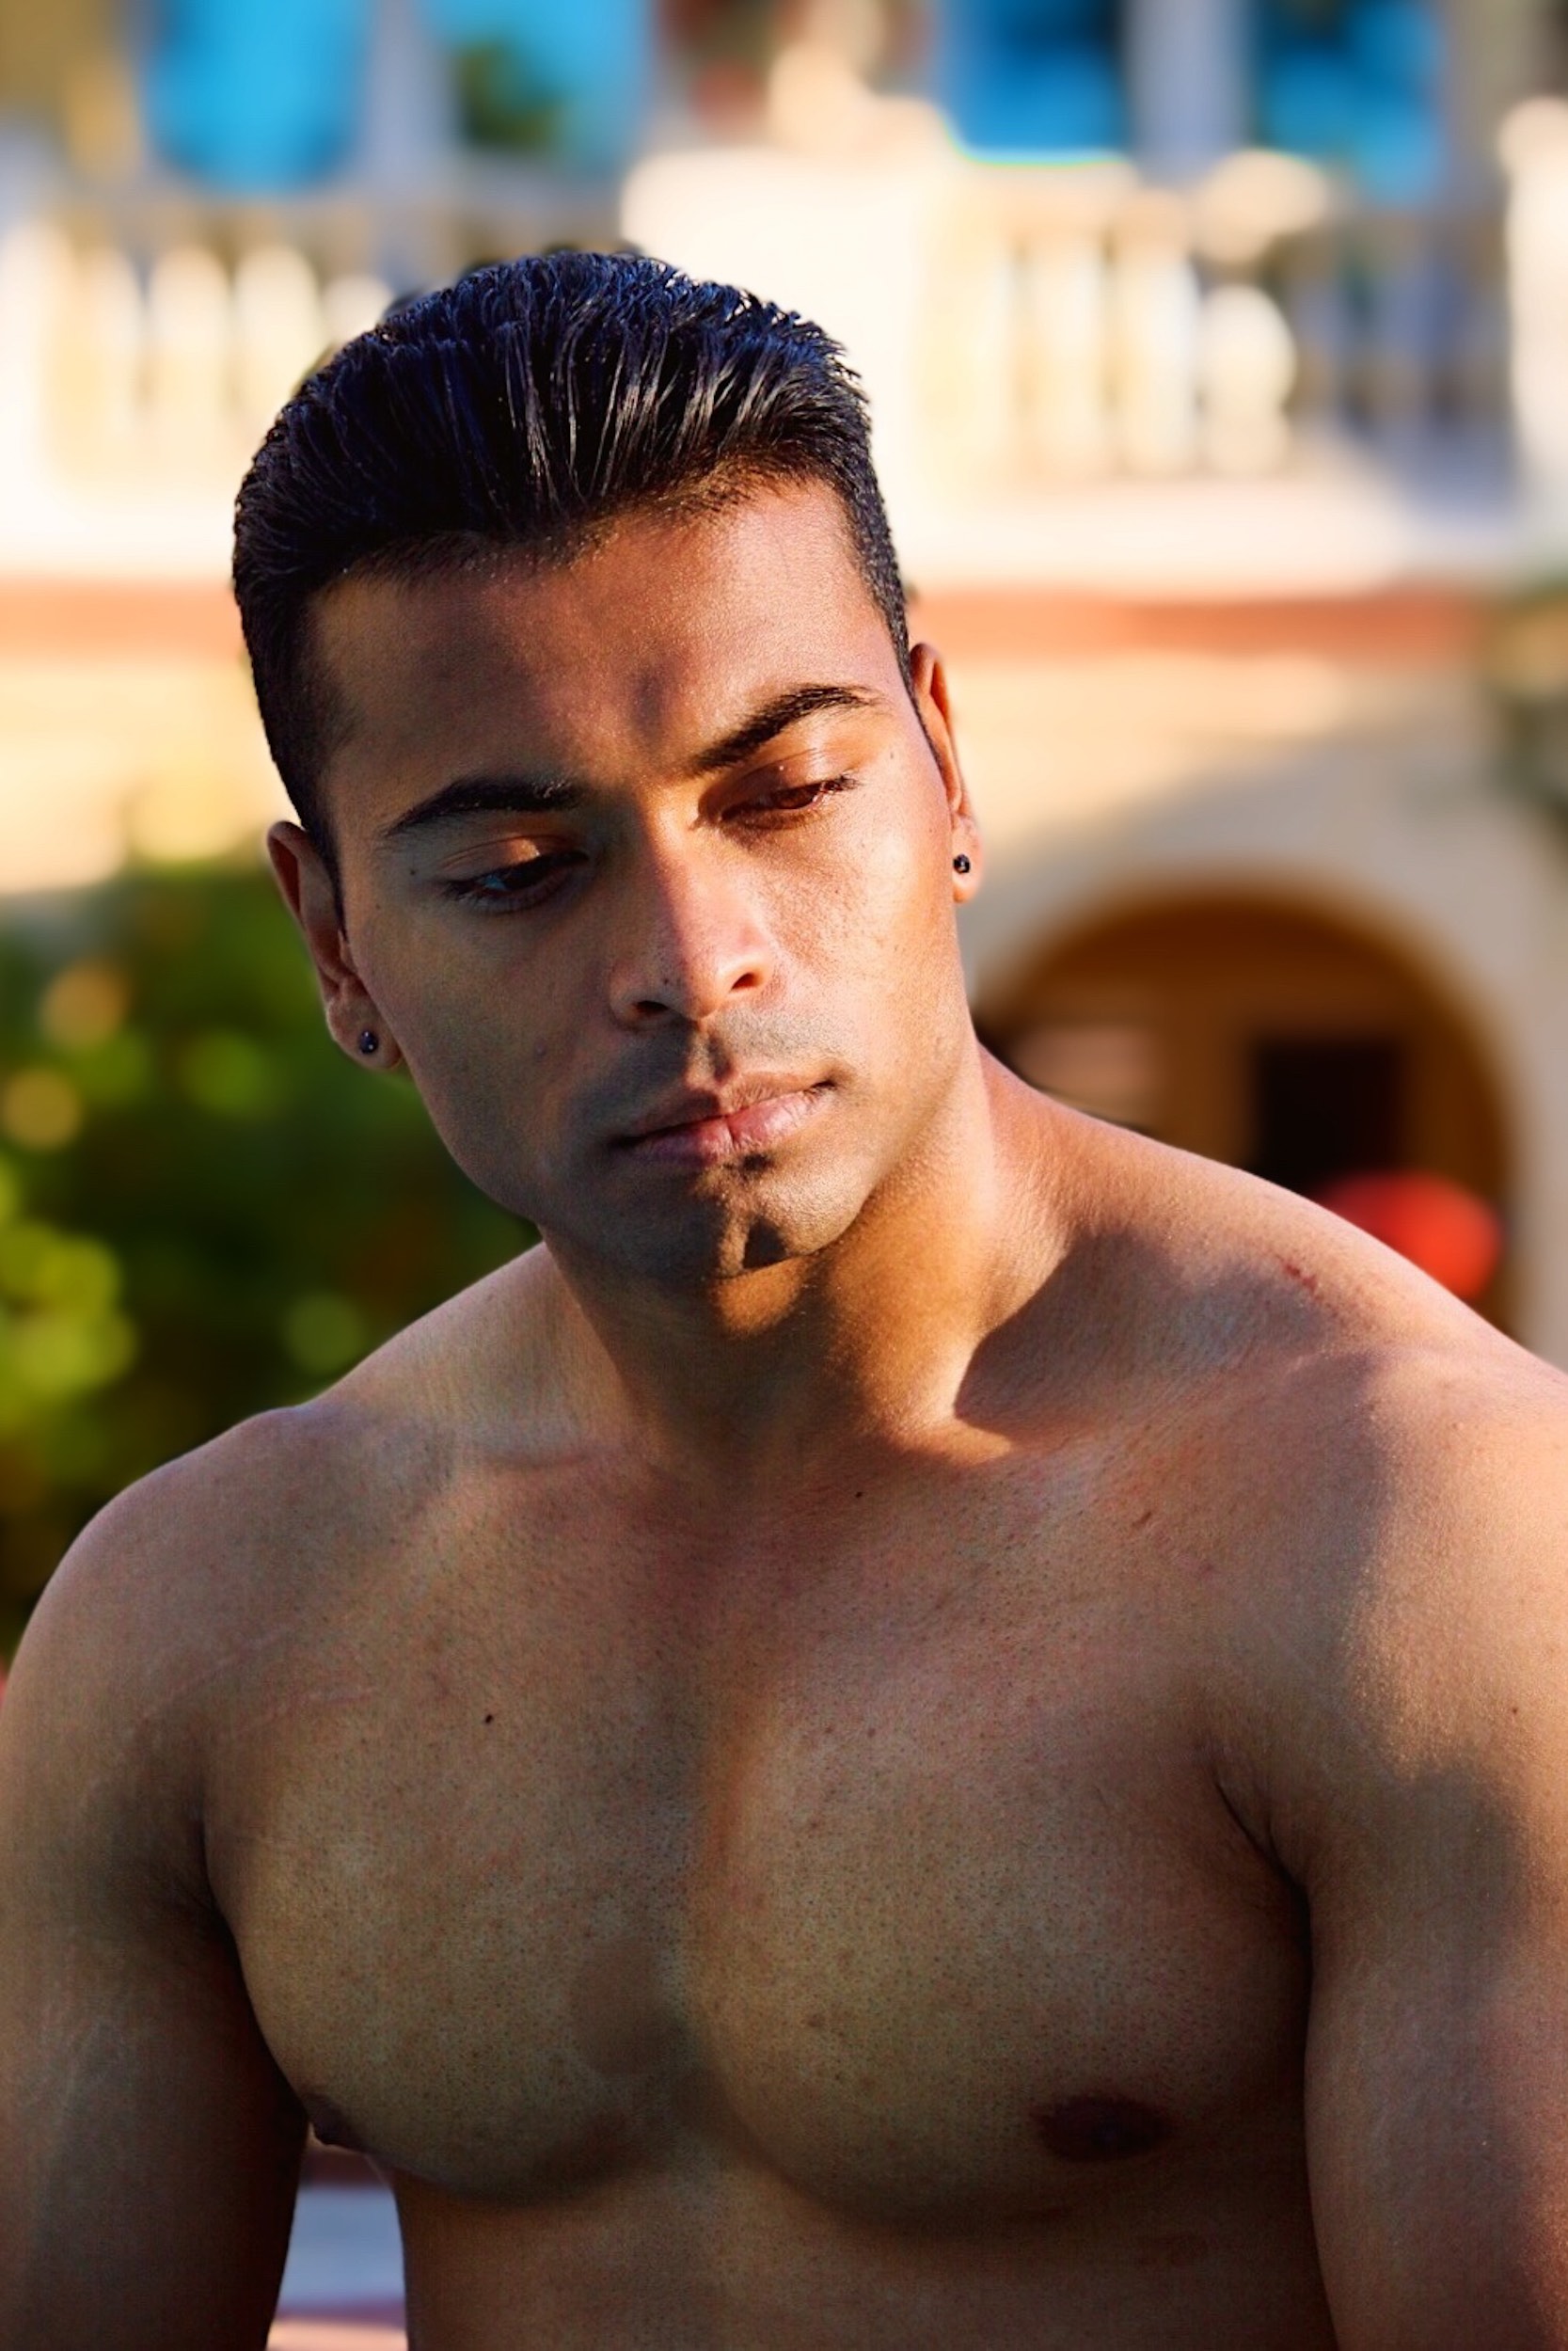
[{"xmin": 605, "ymin": 836, "xmax": 773, "ymax": 1028}]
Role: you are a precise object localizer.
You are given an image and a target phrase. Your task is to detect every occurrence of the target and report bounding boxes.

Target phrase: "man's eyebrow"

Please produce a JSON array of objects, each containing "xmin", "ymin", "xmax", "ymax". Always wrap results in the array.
[
  {"xmin": 377, "ymin": 685, "xmax": 883, "ymax": 844},
  {"xmin": 685, "ymin": 684, "xmax": 885, "ymax": 776},
  {"xmin": 379, "ymin": 773, "xmax": 583, "ymax": 844}
]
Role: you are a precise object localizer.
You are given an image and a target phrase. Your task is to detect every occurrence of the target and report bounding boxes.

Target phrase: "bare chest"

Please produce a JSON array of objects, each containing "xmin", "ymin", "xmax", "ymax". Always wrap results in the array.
[{"xmin": 213, "ymin": 1524, "xmax": 1307, "ymax": 2226}]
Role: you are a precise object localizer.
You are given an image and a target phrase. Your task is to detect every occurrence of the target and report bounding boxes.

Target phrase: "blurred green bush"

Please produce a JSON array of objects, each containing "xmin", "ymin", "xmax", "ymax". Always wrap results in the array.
[{"xmin": 0, "ymin": 860, "xmax": 530, "ymax": 1654}]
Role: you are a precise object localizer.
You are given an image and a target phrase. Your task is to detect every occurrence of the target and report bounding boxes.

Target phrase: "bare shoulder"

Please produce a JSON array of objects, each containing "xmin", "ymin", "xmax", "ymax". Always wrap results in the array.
[
  {"xmin": 0, "ymin": 1395, "xmax": 376, "ymax": 1849},
  {"xmin": 1243, "ymin": 1326, "xmax": 1568, "ymax": 1925},
  {"xmin": 1108, "ymin": 1137, "xmax": 1568, "ymax": 1867},
  {"xmin": 1142, "ymin": 1123, "xmax": 1568, "ymax": 1547},
  {"xmin": 1055, "ymin": 1106, "xmax": 1542, "ymax": 1425},
  {"xmin": 1061, "ymin": 1105, "xmax": 1508, "ymax": 1349},
  {"xmin": 2, "ymin": 1245, "xmax": 557, "ymax": 1808},
  {"xmin": 1048, "ymin": 1112, "xmax": 1568, "ymax": 1809}
]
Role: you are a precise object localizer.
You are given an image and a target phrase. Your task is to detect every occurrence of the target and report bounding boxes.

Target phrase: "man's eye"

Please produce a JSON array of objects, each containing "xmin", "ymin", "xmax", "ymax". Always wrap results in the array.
[
  {"xmin": 444, "ymin": 851, "xmax": 579, "ymax": 908},
  {"xmin": 744, "ymin": 774, "xmax": 854, "ymax": 818}
]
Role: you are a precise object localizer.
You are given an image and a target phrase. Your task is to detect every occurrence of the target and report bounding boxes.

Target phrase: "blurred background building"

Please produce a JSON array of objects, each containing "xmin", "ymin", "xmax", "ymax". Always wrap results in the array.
[{"xmin": 4, "ymin": 0, "xmax": 1568, "ymax": 1626}]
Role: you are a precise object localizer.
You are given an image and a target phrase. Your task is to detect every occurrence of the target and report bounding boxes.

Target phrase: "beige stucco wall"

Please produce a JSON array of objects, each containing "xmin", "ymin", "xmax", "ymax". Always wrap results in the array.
[{"xmin": 0, "ymin": 654, "xmax": 285, "ymax": 894}]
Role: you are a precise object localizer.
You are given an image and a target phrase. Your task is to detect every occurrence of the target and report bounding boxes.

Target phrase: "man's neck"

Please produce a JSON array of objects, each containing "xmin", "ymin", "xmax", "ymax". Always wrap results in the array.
[{"xmin": 537, "ymin": 1054, "xmax": 1068, "ymax": 1493}]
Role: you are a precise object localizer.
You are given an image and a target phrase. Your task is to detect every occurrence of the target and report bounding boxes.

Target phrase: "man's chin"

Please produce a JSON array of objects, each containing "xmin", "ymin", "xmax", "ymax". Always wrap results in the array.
[{"xmin": 543, "ymin": 1161, "xmax": 867, "ymax": 1290}]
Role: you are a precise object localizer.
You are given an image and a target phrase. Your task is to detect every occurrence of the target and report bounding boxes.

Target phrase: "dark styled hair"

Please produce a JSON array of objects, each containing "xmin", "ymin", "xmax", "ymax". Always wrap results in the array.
[{"xmin": 232, "ymin": 249, "xmax": 909, "ymax": 853}]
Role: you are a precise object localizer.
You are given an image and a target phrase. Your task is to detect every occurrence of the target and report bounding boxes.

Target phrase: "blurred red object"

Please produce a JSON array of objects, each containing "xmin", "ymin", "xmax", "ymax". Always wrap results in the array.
[{"xmin": 1314, "ymin": 1170, "xmax": 1503, "ymax": 1300}]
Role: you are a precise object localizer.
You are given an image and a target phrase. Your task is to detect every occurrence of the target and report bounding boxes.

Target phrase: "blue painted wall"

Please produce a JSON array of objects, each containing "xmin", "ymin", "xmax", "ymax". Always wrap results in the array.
[
  {"xmin": 933, "ymin": 0, "xmax": 1126, "ymax": 158},
  {"xmin": 145, "ymin": 0, "xmax": 372, "ymax": 188},
  {"xmin": 1258, "ymin": 0, "xmax": 1447, "ymax": 199},
  {"xmin": 144, "ymin": 0, "xmax": 651, "ymax": 190},
  {"xmin": 930, "ymin": 0, "xmax": 1447, "ymax": 194},
  {"xmin": 423, "ymin": 0, "xmax": 650, "ymax": 172}
]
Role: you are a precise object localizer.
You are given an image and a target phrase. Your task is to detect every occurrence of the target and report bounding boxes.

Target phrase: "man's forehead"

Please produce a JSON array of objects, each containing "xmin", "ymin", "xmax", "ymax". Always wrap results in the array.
[{"xmin": 312, "ymin": 478, "xmax": 895, "ymax": 755}]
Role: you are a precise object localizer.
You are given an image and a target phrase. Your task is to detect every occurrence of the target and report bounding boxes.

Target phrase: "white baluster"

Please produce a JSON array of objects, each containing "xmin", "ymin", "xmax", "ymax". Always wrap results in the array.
[
  {"xmin": 924, "ymin": 194, "xmax": 1018, "ymax": 490},
  {"xmin": 147, "ymin": 246, "xmax": 233, "ymax": 468},
  {"xmin": 1197, "ymin": 281, "xmax": 1296, "ymax": 474},
  {"xmin": 1113, "ymin": 207, "xmax": 1201, "ymax": 474},
  {"xmin": 323, "ymin": 272, "xmax": 394, "ymax": 350},
  {"xmin": 234, "ymin": 245, "xmax": 328, "ymax": 430},
  {"xmin": 0, "ymin": 225, "xmax": 77, "ymax": 484},
  {"xmin": 1022, "ymin": 228, "xmax": 1111, "ymax": 479},
  {"xmin": 1500, "ymin": 99, "xmax": 1568, "ymax": 522},
  {"xmin": 72, "ymin": 246, "xmax": 146, "ymax": 468}
]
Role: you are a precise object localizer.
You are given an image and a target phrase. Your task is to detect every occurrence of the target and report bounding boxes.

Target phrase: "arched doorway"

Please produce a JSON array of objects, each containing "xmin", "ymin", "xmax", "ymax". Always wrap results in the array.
[{"xmin": 979, "ymin": 887, "xmax": 1514, "ymax": 1326}]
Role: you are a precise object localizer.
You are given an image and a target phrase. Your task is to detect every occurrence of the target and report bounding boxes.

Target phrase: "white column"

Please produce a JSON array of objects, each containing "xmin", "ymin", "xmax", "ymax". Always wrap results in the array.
[
  {"xmin": 356, "ymin": 0, "xmax": 455, "ymax": 190},
  {"xmin": 1502, "ymin": 99, "xmax": 1568, "ymax": 537},
  {"xmin": 1123, "ymin": 0, "xmax": 1250, "ymax": 183},
  {"xmin": 353, "ymin": 0, "xmax": 458, "ymax": 291}
]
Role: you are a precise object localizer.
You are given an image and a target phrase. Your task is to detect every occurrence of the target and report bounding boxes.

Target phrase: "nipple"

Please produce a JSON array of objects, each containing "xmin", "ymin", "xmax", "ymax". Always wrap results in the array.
[{"xmin": 1033, "ymin": 2094, "xmax": 1171, "ymax": 2163}]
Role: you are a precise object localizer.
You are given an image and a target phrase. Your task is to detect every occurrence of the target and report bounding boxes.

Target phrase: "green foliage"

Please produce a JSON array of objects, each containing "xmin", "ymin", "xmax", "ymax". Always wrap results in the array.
[
  {"xmin": 0, "ymin": 862, "xmax": 531, "ymax": 1653},
  {"xmin": 451, "ymin": 40, "xmax": 565, "ymax": 155}
]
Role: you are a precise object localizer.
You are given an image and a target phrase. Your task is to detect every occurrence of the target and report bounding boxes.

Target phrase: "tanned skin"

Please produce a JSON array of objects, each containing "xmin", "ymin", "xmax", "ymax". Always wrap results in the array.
[{"xmin": 5, "ymin": 481, "xmax": 1568, "ymax": 2349}]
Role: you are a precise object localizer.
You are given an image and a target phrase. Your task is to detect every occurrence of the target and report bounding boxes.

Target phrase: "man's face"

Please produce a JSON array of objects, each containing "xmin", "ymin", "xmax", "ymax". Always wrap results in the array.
[{"xmin": 281, "ymin": 481, "xmax": 980, "ymax": 1286}]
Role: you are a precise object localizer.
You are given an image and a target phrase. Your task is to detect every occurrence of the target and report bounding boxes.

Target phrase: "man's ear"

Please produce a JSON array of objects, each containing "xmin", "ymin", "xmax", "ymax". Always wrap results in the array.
[
  {"xmin": 266, "ymin": 821, "xmax": 404, "ymax": 1070},
  {"xmin": 908, "ymin": 643, "xmax": 982, "ymax": 898}
]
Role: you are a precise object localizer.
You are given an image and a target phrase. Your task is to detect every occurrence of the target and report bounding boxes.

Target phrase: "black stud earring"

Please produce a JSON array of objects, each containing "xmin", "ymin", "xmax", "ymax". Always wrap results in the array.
[
  {"xmin": 953, "ymin": 854, "xmax": 972, "ymax": 875},
  {"xmin": 357, "ymin": 1029, "xmax": 379, "ymax": 1056}
]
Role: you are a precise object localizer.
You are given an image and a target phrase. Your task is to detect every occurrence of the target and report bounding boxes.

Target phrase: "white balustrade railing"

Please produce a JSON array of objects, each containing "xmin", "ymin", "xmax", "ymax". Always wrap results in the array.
[
  {"xmin": 0, "ymin": 114, "xmax": 1540, "ymax": 580},
  {"xmin": 914, "ymin": 151, "xmax": 1505, "ymax": 492},
  {"xmin": 1501, "ymin": 97, "xmax": 1568, "ymax": 523},
  {"xmin": 0, "ymin": 223, "xmax": 389, "ymax": 490},
  {"xmin": 0, "ymin": 217, "xmax": 399, "ymax": 573},
  {"xmin": 629, "ymin": 112, "xmax": 1513, "ymax": 511}
]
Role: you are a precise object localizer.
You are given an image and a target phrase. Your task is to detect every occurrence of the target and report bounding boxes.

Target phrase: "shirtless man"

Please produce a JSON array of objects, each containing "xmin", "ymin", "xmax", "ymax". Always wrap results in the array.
[{"xmin": 4, "ymin": 251, "xmax": 1568, "ymax": 2351}]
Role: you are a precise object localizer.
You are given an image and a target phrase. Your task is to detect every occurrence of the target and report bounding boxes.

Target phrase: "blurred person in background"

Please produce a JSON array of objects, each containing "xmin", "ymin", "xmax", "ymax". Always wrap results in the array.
[{"xmin": 4, "ymin": 249, "xmax": 1568, "ymax": 2350}]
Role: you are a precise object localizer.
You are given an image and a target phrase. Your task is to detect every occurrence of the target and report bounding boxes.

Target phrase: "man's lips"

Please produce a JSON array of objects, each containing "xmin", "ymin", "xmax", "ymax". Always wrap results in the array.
[{"xmin": 615, "ymin": 1081, "xmax": 831, "ymax": 1167}]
